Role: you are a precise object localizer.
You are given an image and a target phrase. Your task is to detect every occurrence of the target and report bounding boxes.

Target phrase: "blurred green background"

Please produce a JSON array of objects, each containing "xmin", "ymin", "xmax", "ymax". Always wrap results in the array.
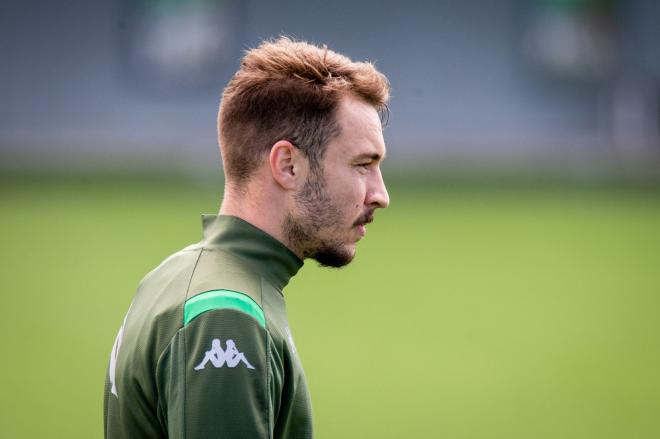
[
  {"xmin": 1, "ymin": 173, "xmax": 659, "ymax": 438},
  {"xmin": 3, "ymin": 2, "xmax": 660, "ymax": 436}
]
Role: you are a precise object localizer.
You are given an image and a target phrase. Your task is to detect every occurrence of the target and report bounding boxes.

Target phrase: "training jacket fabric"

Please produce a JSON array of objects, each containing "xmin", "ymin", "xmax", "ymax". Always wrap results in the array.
[{"xmin": 104, "ymin": 215, "xmax": 312, "ymax": 439}]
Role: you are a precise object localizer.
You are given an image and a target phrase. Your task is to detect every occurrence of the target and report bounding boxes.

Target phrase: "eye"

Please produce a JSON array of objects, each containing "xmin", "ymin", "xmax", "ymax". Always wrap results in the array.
[{"xmin": 355, "ymin": 163, "xmax": 370, "ymax": 173}]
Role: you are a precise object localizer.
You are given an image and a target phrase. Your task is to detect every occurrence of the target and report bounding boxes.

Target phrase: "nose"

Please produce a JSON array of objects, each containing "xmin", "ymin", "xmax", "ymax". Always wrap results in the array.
[{"xmin": 367, "ymin": 167, "xmax": 390, "ymax": 209}]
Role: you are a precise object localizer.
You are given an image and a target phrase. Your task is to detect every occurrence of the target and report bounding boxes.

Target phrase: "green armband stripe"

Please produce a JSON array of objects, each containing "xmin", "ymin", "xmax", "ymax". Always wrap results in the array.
[{"xmin": 184, "ymin": 289, "xmax": 265, "ymax": 328}]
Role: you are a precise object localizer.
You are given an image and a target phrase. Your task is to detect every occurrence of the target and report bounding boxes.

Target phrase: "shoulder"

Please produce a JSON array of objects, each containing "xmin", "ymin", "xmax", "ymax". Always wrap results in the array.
[
  {"xmin": 183, "ymin": 248, "xmax": 288, "ymax": 356},
  {"xmin": 184, "ymin": 248, "xmax": 264, "ymax": 316},
  {"xmin": 127, "ymin": 244, "xmax": 279, "ymax": 369}
]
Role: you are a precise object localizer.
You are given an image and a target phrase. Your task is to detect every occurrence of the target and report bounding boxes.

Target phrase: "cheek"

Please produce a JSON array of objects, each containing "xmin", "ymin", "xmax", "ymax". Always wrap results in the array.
[
  {"xmin": 346, "ymin": 189, "xmax": 365, "ymax": 213},
  {"xmin": 325, "ymin": 169, "xmax": 367, "ymax": 212},
  {"xmin": 329, "ymin": 188, "xmax": 360, "ymax": 219}
]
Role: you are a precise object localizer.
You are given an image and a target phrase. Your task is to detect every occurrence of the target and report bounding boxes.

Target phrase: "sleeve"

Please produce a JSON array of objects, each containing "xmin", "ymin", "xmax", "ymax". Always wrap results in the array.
[{"xmin": 156, "ymin": 305, "xmax": 282, "ymax": 439}]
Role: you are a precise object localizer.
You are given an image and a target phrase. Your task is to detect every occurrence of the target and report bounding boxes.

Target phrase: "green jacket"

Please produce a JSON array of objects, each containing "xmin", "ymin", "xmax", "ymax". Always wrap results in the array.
[{"xmin": 104, "ymin": 215, "xmax": 313, "ymax": 438}]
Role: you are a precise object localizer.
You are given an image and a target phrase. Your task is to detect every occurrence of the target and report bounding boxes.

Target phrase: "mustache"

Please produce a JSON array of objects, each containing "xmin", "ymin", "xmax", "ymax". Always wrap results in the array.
[{"xmin": 353, "ymin": 211, "xmax": 375, "ymax": 226}]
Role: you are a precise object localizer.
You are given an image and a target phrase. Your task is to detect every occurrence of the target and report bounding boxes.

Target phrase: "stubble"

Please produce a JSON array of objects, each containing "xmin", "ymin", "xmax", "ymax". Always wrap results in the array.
[{"xmin": 283, "ymin": 170, "xmax": 354, "ymax": 267}]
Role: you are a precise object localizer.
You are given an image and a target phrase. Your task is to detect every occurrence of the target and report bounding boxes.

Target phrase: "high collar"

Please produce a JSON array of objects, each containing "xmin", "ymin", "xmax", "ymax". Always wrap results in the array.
[{"xmin": 201, "ymin": 214, "xmax": 303, "ymax": 292}]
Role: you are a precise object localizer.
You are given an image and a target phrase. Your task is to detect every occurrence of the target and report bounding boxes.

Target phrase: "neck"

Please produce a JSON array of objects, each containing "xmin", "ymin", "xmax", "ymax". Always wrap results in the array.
[{"xmin": 219, "ymin": 180, "xmax": 301, "ymax": 259}]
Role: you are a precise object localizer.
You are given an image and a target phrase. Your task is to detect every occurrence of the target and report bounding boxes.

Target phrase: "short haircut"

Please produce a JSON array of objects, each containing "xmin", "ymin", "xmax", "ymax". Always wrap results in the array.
[{"xmin": 218, "ymin": 37, "xmax": 390, "ymax": 185}]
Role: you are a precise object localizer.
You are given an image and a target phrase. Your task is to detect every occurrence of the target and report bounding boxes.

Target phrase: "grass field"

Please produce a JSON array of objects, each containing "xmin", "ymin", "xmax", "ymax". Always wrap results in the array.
[{"xmin": 1, "ymin": 174, "xmax": 659, "ymax": 438}]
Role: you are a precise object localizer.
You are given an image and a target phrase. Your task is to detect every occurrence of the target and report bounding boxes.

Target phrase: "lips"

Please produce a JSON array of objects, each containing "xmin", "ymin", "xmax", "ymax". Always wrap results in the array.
[
  {"xmin": 354, "ymin": 211, "xmax": 375, "ymax": 238},
  {"xmin": 354, "ymin": 210, "xmax": 375, "ymax": 228}
]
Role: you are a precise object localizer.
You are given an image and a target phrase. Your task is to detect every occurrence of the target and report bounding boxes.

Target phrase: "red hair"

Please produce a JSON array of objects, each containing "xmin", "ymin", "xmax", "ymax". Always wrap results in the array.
[{"xmin": 218, "ymin": 37, "xmax": 390, "ymax": 184}]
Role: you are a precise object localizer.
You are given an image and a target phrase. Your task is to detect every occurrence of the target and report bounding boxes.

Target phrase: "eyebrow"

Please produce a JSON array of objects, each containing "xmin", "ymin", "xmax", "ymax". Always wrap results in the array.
[{"xmin": 354, "ymin": 152, "xmax": 386, "ymax": 162}]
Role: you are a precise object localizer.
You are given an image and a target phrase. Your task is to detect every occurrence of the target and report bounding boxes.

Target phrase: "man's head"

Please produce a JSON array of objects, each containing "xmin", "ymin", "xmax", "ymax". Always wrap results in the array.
[{"xmin": 218, "ymin": 37, "xmax": 390, "ymax": 266}]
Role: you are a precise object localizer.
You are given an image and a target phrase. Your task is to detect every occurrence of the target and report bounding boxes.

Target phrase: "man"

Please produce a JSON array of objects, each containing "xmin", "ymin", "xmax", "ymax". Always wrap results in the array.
[{"xmin": 104, "ymin": 37, "xmax": 390, "ymax": 438}]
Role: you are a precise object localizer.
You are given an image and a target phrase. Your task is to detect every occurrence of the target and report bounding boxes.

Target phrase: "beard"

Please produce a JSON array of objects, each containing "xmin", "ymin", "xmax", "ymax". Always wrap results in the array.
[{"xmin": 283, "ymin": 169, "xmax": 355, "ymax": 268}]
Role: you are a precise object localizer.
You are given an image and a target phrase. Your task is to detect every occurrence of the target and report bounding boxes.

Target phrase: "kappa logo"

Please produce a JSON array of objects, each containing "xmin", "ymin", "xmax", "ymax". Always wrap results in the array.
[{"xmin": 194, "ymin": 338, "xmax": 255, "ymax": 371}]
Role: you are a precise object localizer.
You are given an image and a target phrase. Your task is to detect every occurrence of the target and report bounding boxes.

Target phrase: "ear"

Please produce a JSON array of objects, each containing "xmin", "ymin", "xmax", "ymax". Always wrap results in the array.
[{"xmin": 269, "ymin": 140, "xmax": 308, "ymax": 190}]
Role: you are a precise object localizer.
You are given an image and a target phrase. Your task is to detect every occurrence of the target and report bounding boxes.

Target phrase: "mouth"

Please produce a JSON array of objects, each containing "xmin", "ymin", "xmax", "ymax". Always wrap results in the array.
[{"xmin": 354, "ymin": 212, "xmax": 375, "ymax": 238}]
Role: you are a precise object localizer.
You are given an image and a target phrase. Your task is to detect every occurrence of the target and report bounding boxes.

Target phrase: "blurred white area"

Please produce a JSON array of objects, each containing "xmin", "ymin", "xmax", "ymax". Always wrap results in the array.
[
  {"xmin": 133, "ymin": 2, "xmax": 236, "ymax": 88},
  {"xmin": 524, "ymin": 8, "xmax": 616, "ymax": 78}
]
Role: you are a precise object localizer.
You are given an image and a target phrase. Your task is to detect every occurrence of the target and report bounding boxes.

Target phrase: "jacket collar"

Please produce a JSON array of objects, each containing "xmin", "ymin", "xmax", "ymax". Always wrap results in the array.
[{"xmin": 201, "ymin": 214, "xmax": 303, "ymax": 291}]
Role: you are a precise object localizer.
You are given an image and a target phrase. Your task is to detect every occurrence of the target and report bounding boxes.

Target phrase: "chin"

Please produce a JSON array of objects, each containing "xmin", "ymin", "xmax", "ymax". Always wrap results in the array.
[{"xmin": 313, "ymin": 243, "xmax": 356, "ymax": 268}]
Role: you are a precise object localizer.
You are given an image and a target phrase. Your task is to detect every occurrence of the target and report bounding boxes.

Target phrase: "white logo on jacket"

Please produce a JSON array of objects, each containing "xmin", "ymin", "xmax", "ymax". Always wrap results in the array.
[
  {"xmin": 194, "ymin": 338, "xmax": 255, "ymax": 370},
  {"xmin": 109, "ymin": 303, "xmax": 132, "ymax": 397}
]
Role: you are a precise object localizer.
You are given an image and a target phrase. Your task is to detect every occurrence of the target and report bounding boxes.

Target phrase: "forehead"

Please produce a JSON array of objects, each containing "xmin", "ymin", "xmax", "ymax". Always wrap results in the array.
[{"xmin": 328, "ymin": 95, "xmax": 386, "ymax": 159}]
